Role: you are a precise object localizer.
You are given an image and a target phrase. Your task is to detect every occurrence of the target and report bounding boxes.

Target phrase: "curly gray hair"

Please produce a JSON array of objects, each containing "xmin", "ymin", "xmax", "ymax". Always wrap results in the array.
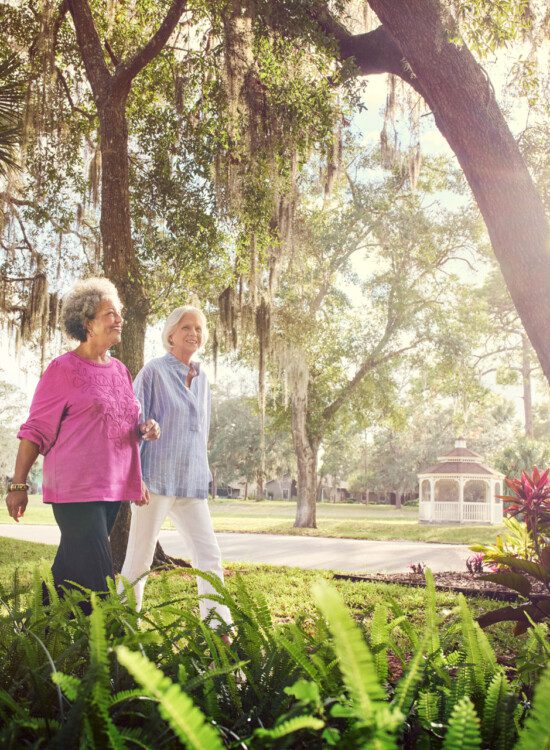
[{"xmin": 61, "ymin": 277, "xmax": 122, "ymax": 342}]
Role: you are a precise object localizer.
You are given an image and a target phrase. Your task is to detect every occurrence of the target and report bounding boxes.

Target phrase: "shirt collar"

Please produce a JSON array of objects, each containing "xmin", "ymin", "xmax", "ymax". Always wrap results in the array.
[{"xmin": 163, "ymin": 352, "xmax": 200, "ymax": 374}]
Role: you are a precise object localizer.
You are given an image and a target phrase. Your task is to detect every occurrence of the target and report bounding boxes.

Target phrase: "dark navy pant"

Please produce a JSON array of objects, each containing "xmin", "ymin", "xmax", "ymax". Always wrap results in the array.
[{"xmin": 47, "ymin": 501, "xmax": 121, "ymax": 615}]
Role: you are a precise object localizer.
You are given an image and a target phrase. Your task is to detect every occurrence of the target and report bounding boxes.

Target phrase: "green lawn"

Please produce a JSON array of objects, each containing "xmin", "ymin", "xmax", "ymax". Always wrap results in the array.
[
  {"xmin": 0, "ymin": 537, "xmax": 509, "ymax": 643},
  {"xmin": 1, "ymin": 495, "xmax": 503, "ymax": 544}
]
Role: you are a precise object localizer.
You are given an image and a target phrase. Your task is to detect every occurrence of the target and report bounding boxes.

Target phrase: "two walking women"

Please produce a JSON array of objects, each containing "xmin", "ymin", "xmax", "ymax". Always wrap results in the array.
[{"xmin": 6, "ymin": 277, "xmax": 230, "ymax": 631}]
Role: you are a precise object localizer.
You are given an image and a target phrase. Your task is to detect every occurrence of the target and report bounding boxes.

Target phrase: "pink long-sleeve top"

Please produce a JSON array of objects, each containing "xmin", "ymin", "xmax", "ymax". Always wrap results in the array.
[{"xmin": 17, "ymin": 352, "xmax": 142, "ymax": 504}]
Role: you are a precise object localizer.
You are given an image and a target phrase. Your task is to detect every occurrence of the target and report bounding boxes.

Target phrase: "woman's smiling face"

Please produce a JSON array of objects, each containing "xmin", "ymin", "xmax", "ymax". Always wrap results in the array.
[
  {"xmin": 169, "ymin": 311, "xmax": 204, "ymax": 363},
  {"xmin": 87, "ymin": 297, "xmax": 124, "ymax": 347}
]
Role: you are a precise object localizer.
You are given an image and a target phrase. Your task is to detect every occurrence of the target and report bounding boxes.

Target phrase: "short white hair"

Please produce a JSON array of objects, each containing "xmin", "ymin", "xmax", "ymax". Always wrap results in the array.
[{"xmin": 162, "ymin": 305, "xmax": 209, "ymax": 352}]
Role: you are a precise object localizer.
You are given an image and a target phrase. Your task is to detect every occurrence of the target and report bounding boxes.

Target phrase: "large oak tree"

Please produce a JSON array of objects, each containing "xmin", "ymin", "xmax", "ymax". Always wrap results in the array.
[{"xmin": 316, "ymin": 0, "xmax": 550, "ymax": 384}]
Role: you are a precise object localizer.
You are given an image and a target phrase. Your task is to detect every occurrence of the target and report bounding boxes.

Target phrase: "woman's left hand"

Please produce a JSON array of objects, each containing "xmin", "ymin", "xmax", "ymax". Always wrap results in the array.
[
  {"xmin": 133, "ymin": 480, "xmax": 150, "ymax": 506},
  {"xmin": 139, "ymin": 419, "xmax": 161, "ymax": 441}
]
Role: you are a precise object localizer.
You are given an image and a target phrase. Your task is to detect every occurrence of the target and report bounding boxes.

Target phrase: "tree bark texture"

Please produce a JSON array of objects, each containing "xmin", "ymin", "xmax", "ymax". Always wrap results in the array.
[
  {"xmin": 361, "ymin": 0, "xmax": 550, "ymax": 385},
  {"xmin": 291, "ymin": 394, "xmax": 318, "ymax": 528},
  {"xmin": 99, "ymin": 103, "xmax": 149, "ymax": 377},
  {"xmin": 522, "ymin": 333, "xmax": 533, "ymax": 438},
  {"xmin": 211, "ymin": 467, "xmax": 217, "ymax": 500}
]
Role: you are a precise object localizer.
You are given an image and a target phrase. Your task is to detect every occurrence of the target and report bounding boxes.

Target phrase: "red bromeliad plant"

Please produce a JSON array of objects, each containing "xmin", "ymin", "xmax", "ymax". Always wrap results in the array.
[
  {"xmin": 476, "ymin": 467, "xmax": 550, "ymax": 634},
  {"xmin": 499, "ymin": 467, "xmax": 550, "ymax": 557}
]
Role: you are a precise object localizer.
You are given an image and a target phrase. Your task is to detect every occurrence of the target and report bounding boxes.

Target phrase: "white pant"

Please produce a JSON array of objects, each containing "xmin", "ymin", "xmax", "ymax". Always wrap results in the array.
[{"xmin": 119, "ymin": 493, "xmax": 231, "ymax": 627}]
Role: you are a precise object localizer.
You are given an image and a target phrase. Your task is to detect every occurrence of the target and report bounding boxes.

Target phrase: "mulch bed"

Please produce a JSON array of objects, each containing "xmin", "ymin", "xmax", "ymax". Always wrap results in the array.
[{"xmin": 333, "ymin": 571, "xmax": 548, "ymax": 602}]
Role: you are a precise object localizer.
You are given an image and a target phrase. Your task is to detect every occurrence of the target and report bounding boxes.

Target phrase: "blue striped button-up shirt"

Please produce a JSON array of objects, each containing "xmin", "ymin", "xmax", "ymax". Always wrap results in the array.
[{"xmin": 134, "ymin": 353, "xmax": 212, "ymax": 498}]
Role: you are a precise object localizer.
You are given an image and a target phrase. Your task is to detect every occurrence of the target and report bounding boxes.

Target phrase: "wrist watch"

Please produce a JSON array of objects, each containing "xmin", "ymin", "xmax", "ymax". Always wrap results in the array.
[{"xmin": 7, "ymin": 482, "xmax": 29, "ymax": 492}]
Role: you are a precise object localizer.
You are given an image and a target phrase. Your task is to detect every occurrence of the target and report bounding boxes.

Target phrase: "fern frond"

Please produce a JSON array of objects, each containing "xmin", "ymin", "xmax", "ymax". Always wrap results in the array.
[
  {"xmin": 514, "ymin": 662, "xmax": 550, "ymax": 749},
  {"xmin": 424, "ymin": 569, "xmax": 441, "ymax": 657},
  {"xmin": 86, "ymin": 595, "xmax": 125, "ymax": 749},
  {"xmin": 312, "ymin": 582, "xmax": 386, "ymax": 723},
  {"xmin": 458, "ymin": 595, "xmax": 496, "ymax": 697},
  {"xmin": 116, "ymin": 645, "xmax": 225, "ymax": 750},
  {"xmin": 392, "ymin": 633, "xmax": 427, "ymax": 717},
  {"xmin": 109, "ymin": 688, "xmax": 151, "ymax": 707},
  {"xmin": 482, "ymin": 671, "xmax": 512, "ymax": 748},
  {"xmin": 52, "ymin": 671, "xmax": 81, "ymax": 701},
  {"xmin": 118, "ymin": 726, "xmax": 155, "ymax": 749},
  {"xmin": 254, "ymin": 715, "xmax": 324, "ymax": 739},
  {"xmin": 199, "ymin": 619, "xmax": 243, "ymax": 714},
  {"xmin": 371, "ymin": 603, "xmax": 389, "ymax": 684},
  {"xmin": 443, "ymin": 696, "xmax": 482, "ymax": 750},
  {"xmin": 388, "ymin": 597, "xmax": 420, "ymax": 650},
  {"xmin": 277, "ymin": 633, "xmax": 321, "ymax": 682},
  {"xmin": 39, "ymin": 561, "xmax": 59, "ymax": 608},
  {"xmin": 416, "ymin": 689, "xmax": 441, "ymax": 728}
]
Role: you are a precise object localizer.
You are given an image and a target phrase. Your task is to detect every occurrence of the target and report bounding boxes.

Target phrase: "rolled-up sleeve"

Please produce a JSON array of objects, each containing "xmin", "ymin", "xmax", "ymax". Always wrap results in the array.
[
  {"xmin": 133, "ymin": 366, "xmax": 154, "ymax": 424},
  {"xmin": 17, "ymin": 361, "xmax": 67, "ymax": 455}
]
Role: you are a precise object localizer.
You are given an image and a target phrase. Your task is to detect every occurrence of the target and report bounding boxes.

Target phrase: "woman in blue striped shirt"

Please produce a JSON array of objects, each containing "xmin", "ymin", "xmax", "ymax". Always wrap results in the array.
[{"xmin": 120, "ymin": 305, "xmax": 231, "ymax": 630}]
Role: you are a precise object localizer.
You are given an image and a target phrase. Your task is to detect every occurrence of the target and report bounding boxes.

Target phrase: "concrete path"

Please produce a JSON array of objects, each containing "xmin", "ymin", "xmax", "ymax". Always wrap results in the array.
[{"xmin": 0, "ymin": 524, "xmax": 471, "ymax": 573}]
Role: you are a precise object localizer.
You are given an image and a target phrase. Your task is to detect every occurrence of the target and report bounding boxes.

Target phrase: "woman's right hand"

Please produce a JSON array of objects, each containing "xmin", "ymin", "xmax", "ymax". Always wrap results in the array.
[{"xmin": 6, "ymin": 490, "xmax": 28, "ymax": 522}]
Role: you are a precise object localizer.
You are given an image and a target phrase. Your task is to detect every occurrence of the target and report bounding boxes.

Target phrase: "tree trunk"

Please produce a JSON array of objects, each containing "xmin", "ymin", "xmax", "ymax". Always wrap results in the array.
[
  {"xmin": 99, "ymin": 102, "xmax": 149, "ymax": 378},
  {"xmin": 395, "ymin": 486, "xmax": 403, "ymax": 510},
  {"xmin": 66, "ymin": 0, "xmax": 188, "ymax": 574},
  {"xmin": 366, "ymin": 0, "xmax": 550, "ymax": 384},
  {"xmin": 256, "ymin": 409, "xmax": 265, "ymax": 501},
  {"xmin": 522, "ymin": 333, "xmax": 533, "ymax": 438},
  {"xmin": 110, "ymin": 503, "xmax": 131, "ymax": 573},
  {"xmin": 211, "ymin": 467, "xmax": 217, "ymax": 500},
  {"xmin": 96, "ymin": 102, "xmax": 151, "ymax": 569},
  {"xmin": 291, "ymin": 394, "xmax": 319, "ymax": 528}
]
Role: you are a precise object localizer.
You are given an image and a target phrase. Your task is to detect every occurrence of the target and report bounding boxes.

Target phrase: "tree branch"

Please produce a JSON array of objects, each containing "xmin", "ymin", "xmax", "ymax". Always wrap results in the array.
[
  {"xmin": 322, "ymin": 338, "xmax": 425, "ymax": 424},
  {"xmin": 113, "ymin": 0, "xmax": 187, "ymax": 95},
  {"xmin": 66, "ymin": 0, "xmax": 111, "ymax": 100},
  {"xmin": 311, "ymin": 9, "xmax": 425, "ymax": 97},
  {"xmin": 55, "ymin": 66, "xmax": 96, "ymax": 120}
]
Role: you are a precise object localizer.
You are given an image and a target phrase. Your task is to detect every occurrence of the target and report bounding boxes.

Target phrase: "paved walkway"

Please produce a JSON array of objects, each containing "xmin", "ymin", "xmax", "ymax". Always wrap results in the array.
[{"xmin": 0, "ymin": 524, "xmax": 471, "ymax": 573}]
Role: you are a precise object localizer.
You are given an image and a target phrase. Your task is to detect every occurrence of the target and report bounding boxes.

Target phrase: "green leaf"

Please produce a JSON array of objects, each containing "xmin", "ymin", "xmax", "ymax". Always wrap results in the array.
[
  {"xmin": 52, "ymin": 671, "xmax": 81, "ymax": 702},
  {"xmin": 416, "ymin": 690, "xmax": 441, "ymax": 728},
  {"xmin": 116, "ymin": 646, "xmax": 224, "ymax": 750},
  {"xmin": 493, "ymin": 557, "xmax": 548, "ymax": 581},
  {"xmin": 392, "ymin": 633, "xmax": 427, "ymax": 716},
  {"xmin": 478, "ymin": 572, "xmax": 531, "ymax": 597},
  {"xmin": 443, "ymin": 696, "xmax": 481, "ymax": 750},
  {"xmin": 312, "ymin": 581, "xmax": 387, "ymax": 723},
  {"xmin": 254, "ymin": 715, "xmax": 325, "ymax": 739},
  {"xmin": 482, "ymin": 671, "xmax": 512, "ymax": 747},
  {"xmin": 514, "ymin": 662, "xmax": 550, "ymax": 749},
  {"xmin": 458, "ymin": 594, "xmax": 497, "ymax": 695},
  {"xmin": 284, "ymin": 679, "xmax": 321, "ymax": 705}
]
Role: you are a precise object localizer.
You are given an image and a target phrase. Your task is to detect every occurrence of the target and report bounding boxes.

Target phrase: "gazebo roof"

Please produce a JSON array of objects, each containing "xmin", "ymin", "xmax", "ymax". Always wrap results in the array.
[
  {"xmin": 439, "ymin": 446, "xmax": 483, "ymax": 460},
  {"xmin": 421, "ymin": 461, "xmax": 496, "ymax": 476},
  {"xmin": 419, "ymin": 438, "xmax": 503, "ymax": 478}
]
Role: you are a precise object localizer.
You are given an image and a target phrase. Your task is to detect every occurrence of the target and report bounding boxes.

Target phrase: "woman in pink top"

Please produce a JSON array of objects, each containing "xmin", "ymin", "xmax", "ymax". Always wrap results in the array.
[{"xmin": 5, "ymin": 278, "xmax": 160, "ymax": 613}]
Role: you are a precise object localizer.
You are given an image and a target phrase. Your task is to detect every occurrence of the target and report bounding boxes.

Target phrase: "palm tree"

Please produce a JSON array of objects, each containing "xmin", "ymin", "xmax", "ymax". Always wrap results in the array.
[{"xmin": 0, "ymin": 56, "xmax": 24, "ymax": 177}]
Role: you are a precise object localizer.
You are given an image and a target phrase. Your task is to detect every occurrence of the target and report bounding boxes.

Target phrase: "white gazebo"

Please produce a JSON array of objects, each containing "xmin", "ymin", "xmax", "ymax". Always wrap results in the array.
[{"xmin": 418, "ymin": 438, "xmax": 504, "ymax": 525}]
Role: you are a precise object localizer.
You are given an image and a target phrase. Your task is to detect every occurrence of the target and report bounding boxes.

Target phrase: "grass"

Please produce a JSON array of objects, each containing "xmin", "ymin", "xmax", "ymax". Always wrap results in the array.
[
  {"xmin": 0, "ymin": 536, "xmax": 517, "ymax": 658},
  {"xmin": 1, "ymin": 495, "xmax": 503, "ymax": 544}
]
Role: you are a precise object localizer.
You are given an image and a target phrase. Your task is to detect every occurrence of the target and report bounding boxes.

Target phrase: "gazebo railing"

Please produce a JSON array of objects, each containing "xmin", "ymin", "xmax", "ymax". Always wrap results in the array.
[
  {"xmin": 419, "ymin": 501, "xmax": 492, "ymax": 523},
  {"xmin": 462, "ymin": 503, "xmax": 491, "ymax": 522},
  {"xmin": 434, "ymin": 501, "xmax": 460, "ymax": 522}
]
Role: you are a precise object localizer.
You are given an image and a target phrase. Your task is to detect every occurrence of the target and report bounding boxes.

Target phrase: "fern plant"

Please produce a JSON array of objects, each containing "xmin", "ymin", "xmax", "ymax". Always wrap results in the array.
[{"xmin": 1, "ymin": 565, "xmax": 550, "ymax": 748}]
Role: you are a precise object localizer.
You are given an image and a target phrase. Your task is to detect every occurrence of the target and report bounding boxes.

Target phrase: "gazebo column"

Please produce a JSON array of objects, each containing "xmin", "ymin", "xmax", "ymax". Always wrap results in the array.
[
  {"xmin": 459, "ymin": 477, "xmax": 465, "ymax": 523},
  {"xmin": 492, "ymin": 479, "xmax": 503, "ymax": 524}
]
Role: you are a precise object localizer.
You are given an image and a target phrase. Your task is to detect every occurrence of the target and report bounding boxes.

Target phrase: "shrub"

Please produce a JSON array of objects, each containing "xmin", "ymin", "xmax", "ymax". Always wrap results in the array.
[
  {"xmin": 471, "ymin": 467, "xmax": 550, "ymax": 634},
  {"xmin": 0, "ymin": 565, "xmax": 549, "ymax": 747}
]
